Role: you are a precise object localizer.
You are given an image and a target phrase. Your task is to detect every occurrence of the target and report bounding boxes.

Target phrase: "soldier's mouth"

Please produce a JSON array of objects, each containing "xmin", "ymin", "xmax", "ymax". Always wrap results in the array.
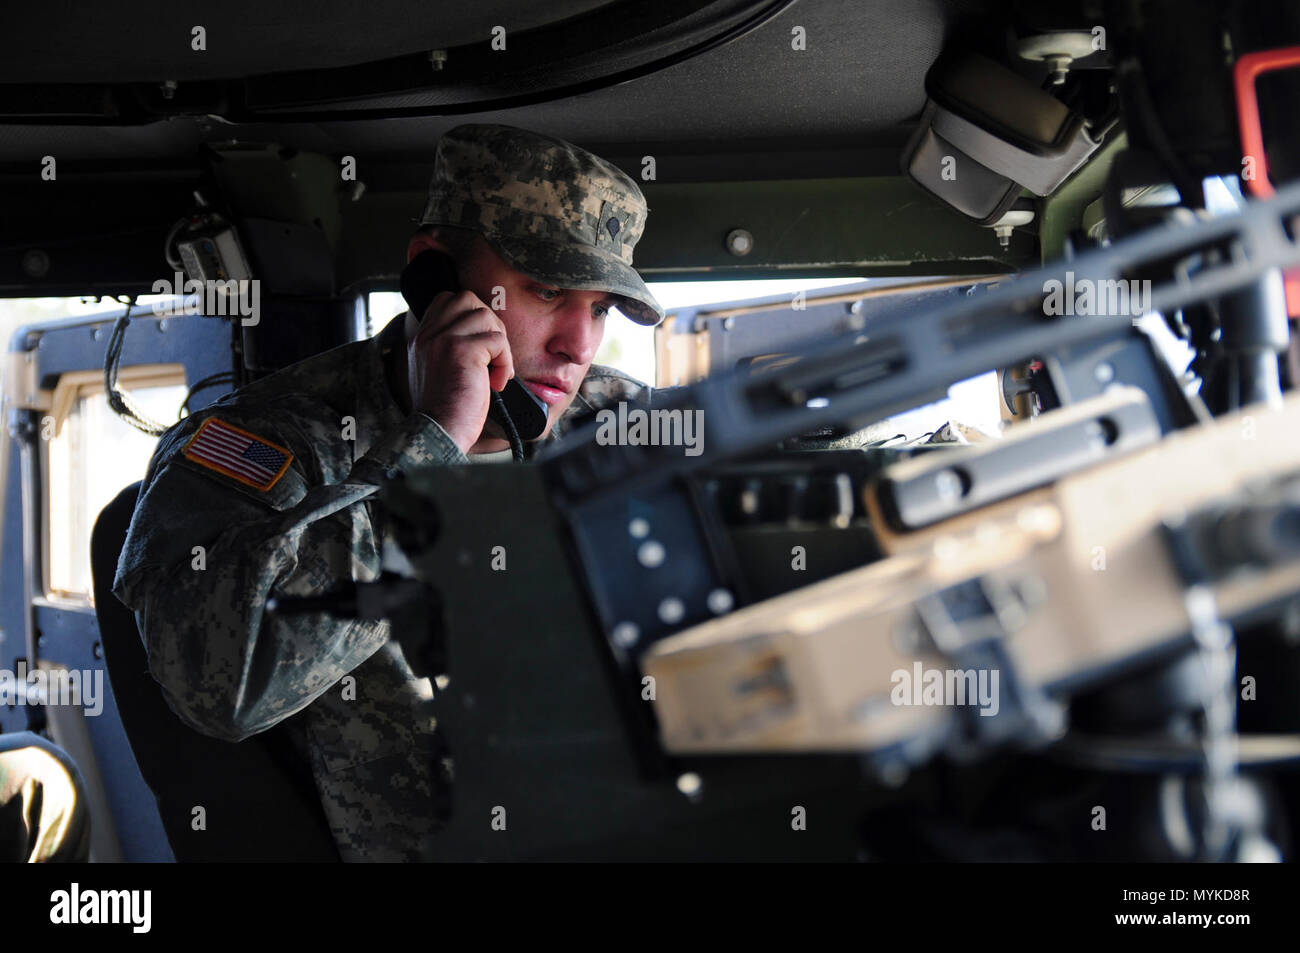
[{"xmin": 523, "ymin": 379, "xmax": 571, "ymax": 405}]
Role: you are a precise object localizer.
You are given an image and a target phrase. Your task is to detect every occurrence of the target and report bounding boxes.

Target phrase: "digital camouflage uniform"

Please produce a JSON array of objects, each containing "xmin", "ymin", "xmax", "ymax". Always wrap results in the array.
[
  {"xmin": 0, "ymin": 732, "xmax": 91, "ymax": 862},
  {"xmin": 112, "ymin": 123, "xmax": 662, "ymax": 862}
]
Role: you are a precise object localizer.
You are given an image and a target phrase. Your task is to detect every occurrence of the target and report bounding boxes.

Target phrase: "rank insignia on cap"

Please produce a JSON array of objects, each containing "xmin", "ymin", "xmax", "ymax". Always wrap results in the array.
[
  {"xmin": 183, "ymin": 417, "xmax": 293, "ymax": 492},
  {"xmin": 596, "ymin": 200, "xmax": 626, "ymax": 253}
]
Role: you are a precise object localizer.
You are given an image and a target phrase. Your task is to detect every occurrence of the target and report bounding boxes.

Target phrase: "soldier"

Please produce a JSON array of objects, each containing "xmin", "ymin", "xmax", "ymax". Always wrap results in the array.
[{"xmin": 112, "ymin": 123, "xmax": 664, "ymax": 861}]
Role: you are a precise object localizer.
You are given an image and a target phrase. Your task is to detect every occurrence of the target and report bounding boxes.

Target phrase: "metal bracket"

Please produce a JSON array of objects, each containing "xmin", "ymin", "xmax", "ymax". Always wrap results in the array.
[{"xmin": 912, "ymin": 577, "xmax": 1066, "ymax": 760}]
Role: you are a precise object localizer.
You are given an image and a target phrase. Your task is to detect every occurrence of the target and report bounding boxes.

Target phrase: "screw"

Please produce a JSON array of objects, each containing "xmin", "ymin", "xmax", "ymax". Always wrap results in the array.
[
  {"xmin": 1044, "ymin": 54, "xmax": 1071, "ymax": 85},
  {"xmin": 934, "ymin": 469, "xmax": 964, "ymax": 503},
  {"xmin": 658, "ymin": 598, "xmax": 685, "ymax": 625},
  {"xmin": 20, "ymin": 249, "xmax": 50, "ymax": 278},
  {"xmin": 706, "ymin": 588, "xmax": 734, "ymax": 614},
  {"xmin": 725, "ymin": 229, "xmax": 754, "ymax": 257},
  {"xmin": 637, "ymin": 541, "xmax": 666, "ymax": 568}
]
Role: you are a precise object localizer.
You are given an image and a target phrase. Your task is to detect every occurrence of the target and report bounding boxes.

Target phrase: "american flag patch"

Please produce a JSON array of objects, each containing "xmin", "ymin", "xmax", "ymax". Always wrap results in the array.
[{"xmin": 182, "ymin": 417, "xmax": 293, "ymax": 492}]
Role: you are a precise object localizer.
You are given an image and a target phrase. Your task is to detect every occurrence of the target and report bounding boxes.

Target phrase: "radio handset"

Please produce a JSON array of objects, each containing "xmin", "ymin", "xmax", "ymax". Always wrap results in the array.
[{"xmin": 399, "ymin": 250, "xmax": 550, "ymax": 455}]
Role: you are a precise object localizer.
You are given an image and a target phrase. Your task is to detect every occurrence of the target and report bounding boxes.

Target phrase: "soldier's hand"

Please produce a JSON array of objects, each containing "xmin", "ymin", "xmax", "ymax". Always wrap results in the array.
[{"xmin": 407, "ymin": 289, "xmax": 513, "ymax": 453}]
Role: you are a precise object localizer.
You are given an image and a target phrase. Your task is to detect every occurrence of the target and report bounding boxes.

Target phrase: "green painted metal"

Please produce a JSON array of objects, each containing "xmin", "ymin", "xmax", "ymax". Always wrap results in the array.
[
  {"xmin": 633, "ymin": 176, "xmax": 1031, "ymax": 280},
  {"xmin": 1038, "ymin": 132, "xmax": 1128, "ymax": 264}
]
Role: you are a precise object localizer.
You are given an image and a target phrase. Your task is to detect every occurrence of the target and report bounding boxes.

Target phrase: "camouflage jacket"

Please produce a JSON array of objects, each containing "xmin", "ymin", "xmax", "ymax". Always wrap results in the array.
[{"xmin": 112, "ymin": 314, "xmax": 651, "ymax": 861}]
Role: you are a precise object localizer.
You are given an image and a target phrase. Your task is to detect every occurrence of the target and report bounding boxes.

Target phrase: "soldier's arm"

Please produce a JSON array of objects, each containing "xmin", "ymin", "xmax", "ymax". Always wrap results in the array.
[{"xmin": 112, "ymin": 404, "xmax": 466, "ymax": 743}]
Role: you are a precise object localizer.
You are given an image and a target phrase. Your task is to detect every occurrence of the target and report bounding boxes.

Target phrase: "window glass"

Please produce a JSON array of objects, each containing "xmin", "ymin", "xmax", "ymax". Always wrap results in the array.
[{"xmin": 46, "ymin": 382, "xmax": 188, "ymax": 601}]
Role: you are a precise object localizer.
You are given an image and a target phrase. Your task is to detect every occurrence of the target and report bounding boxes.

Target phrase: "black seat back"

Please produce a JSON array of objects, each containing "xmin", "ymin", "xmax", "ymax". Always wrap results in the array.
[{"xmin": 91, "ymin": 482, "xmax": 339, "ymax": 862}]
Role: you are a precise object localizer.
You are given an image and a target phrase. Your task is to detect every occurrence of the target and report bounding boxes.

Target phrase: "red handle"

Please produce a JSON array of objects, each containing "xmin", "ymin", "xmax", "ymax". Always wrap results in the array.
[{"xmin": 1233, "ymin": 44, "xmax": 1300, "ymax": 316}]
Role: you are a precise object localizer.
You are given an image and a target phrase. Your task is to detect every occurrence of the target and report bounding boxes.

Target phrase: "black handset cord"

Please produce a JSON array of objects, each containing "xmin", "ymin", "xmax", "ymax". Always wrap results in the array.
[
  {"xmin": 494, "ymin": 391, "xmax": 526, "ymax": 462},
  {"xmin": 104, "ymin": 297, "xmax": 172, "ymax": 436}
]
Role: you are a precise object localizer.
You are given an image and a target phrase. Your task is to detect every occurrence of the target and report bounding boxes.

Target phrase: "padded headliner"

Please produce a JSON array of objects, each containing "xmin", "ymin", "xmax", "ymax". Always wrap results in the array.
[{"xmin": 0, "ymin": 0, "xmax": 993, "ymax": 169}]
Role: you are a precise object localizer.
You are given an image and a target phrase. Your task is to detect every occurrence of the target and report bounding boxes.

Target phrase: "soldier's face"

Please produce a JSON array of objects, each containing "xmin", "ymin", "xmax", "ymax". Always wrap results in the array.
[{"xmin": 408, "ymin": 232, "xmax": 614, "ymax": 439}]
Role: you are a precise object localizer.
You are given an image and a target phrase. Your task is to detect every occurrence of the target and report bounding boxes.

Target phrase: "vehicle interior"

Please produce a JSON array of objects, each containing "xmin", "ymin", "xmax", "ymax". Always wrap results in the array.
[{"xmin": 2, "ymin": 0, "xmax": 1299, "ymax": 863}]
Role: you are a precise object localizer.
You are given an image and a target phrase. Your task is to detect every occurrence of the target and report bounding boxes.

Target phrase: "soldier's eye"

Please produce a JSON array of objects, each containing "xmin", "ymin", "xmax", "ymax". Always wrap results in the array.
[
  {"xmin": 594, "ymin": 303, "xmax": 610, "ymax": 319},
  {"xmin": 533, "ymin": 286, "xmax": 561, "ymax": 301}
]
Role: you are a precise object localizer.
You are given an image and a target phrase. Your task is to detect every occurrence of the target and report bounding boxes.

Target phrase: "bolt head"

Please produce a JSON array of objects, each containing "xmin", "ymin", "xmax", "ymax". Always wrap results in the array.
[
  {"xmin": 934, "ymin": 469, "xmax": 963, "ymax": 503},
  {"xmin": 676, "ymin": 772, "xmax": 703, "ymax": 798},
  {"xmin": 612, "ymin": 622, "xmax": 640, "ymax": 648},
  {"xmin": 20, "ymin": 249, "xmax": 50, "ymax": 279},
  {"xmin": 637, "ymin": 540, "xmax": 666, "ymax": 568},
  {"xmin": 725, "ymin": 228, "xmax": 754, "ymax": 257},
  {"xmin": 658, "ymin": 598, "xmax": 685, "ymax": 625}
]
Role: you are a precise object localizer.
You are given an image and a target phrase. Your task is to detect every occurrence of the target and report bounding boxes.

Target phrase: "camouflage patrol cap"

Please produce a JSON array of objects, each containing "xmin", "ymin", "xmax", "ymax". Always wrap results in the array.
[{"xmin": 418, "ymin": 123, "xmax": 664, "ymax": 326}]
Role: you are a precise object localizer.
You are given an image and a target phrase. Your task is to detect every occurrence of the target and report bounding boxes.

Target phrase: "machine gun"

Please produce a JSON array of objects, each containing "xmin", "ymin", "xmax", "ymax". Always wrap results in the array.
[{"xmin": 275, "ymin": 180, "xmax": 1300, "ymax": 861}]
